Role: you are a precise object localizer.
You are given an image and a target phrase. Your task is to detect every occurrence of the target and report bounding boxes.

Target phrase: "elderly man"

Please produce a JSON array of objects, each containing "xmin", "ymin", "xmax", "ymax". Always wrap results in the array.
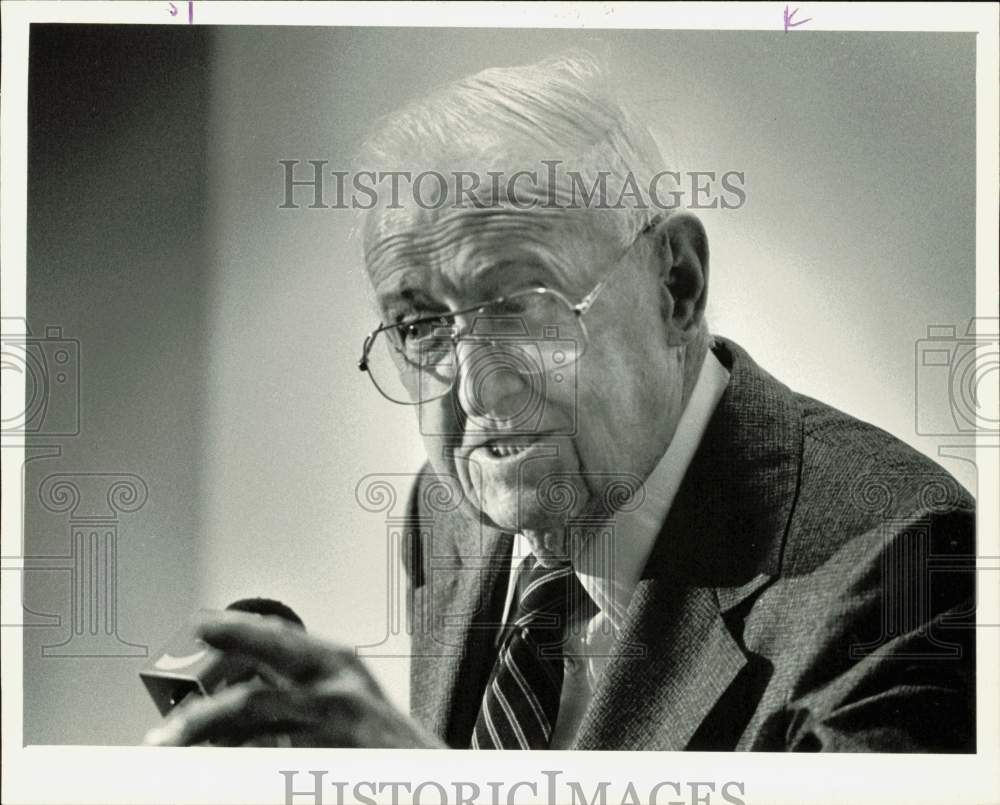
[{"xmin": 145, "ymin": 56, "xmax": 975, "ymax": 751}]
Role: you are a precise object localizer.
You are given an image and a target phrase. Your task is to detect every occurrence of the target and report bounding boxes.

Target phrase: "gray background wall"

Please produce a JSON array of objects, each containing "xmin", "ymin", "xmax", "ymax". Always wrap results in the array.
[{"xmin": 22, "ymin": 26, "xmax": 976, "ymax": 744}]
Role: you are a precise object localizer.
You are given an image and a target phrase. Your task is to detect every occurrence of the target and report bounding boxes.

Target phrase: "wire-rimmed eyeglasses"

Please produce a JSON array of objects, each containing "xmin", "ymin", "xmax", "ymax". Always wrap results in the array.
[{"xmin": 358, "ymin": 221, "xmax": 656, "ymax": 405}]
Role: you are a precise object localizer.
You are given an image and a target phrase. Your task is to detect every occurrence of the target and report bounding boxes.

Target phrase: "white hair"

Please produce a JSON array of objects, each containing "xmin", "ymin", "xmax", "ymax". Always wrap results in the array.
[{"xmin": 355, "ymin": 52, "xmax": 673, "ymax": 252}]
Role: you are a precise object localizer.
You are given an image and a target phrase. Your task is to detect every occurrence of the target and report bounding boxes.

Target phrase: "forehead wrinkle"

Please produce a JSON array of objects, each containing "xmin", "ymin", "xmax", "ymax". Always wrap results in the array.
[
  {"xmin": 367, "ymin": 207, "xmax": 578, "ymax": 299},
  {"xmin": 366, "ymin": 207, "xmax": 562, "ymax": 263}
]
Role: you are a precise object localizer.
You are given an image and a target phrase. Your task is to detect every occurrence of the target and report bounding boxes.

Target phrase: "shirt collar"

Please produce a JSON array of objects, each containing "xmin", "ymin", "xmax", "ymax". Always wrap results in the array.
[{"xmin": 502, "ymin": 349, "xmax": 731, "ymax": 631}]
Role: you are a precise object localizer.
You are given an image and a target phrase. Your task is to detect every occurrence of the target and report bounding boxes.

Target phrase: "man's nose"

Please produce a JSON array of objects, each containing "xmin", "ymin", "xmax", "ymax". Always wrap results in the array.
[{"xmin": 454, "ymin": 340, "xmax": 540, "ymax": 428}]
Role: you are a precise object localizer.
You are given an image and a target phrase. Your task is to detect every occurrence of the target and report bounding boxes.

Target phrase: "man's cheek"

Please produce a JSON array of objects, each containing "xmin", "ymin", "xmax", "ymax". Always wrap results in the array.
[
  {"xmin": 571, "ymin": 373, "xmax": 608, "ymax": 439},
  {"xmin": 417, "ymin": 400, "xmax": 462, "ymax": 460}
]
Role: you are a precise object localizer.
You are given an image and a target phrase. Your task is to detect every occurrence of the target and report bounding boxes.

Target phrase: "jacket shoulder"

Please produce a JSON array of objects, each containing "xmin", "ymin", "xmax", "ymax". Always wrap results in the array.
[{"xmin": 784, "ymin": 392, "xmax": 974, "ymax": 575}]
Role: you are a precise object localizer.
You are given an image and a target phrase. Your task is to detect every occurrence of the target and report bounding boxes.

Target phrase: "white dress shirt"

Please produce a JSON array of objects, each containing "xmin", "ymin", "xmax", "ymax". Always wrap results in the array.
[{"xmin": 498, "ymin": 349, "xmax": 731, "ymax": 747}]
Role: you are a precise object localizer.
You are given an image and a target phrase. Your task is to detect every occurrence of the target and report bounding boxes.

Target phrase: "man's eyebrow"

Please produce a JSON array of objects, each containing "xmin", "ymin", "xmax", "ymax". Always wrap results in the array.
[
  {"xmin": 466, "ymin": 257, "xmax": 561, "ymax": 294},
  {"xmin": 376, "ymin": 255, "xmax": 565, "ymax": 320},
  {"xmin": 376, "ymin": 287, "xmax": 447, "ymax": 319}
]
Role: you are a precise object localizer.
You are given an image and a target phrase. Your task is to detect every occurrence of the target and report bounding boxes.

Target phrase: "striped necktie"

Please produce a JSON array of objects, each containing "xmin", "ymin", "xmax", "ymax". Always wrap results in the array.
[{"xmin": 472, "ymin": 555, "xmax": 590, "ymax": 749}]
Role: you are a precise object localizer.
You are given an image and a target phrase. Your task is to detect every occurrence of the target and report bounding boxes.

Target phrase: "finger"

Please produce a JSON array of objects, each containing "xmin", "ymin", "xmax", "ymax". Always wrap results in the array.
[
  {"xmin": 143, "ymin": 684, "xmax": 254, "ymax": 746},
  {"xmin": 197, "ymin": 688, "xmax": 314, "ymax": 747},
  {"xmin": 143, "ymin": 684, "xmax": 311, "ymax": 747},
  {"xmin": 194, "ymin": 611, "xmax": 351, "ymax": 684}
]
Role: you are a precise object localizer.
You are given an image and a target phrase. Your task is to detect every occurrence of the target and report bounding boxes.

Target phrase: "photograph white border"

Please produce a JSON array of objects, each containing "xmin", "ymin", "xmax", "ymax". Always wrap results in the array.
[{"xmin": 2, "ymin": 3, "xmax": 997, "ymax": 804}]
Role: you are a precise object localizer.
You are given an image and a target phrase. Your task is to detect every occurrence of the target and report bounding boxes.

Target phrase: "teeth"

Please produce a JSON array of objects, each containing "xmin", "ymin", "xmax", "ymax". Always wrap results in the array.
[{"xmin": 488, "ymin": 443, "xmax": 528, "ymax": 458}]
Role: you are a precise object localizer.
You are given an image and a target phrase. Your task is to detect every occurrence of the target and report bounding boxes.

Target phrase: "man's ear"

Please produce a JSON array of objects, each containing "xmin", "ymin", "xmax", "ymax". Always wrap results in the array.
[{"xmin": 651, "ymin": 212, "xmax": 709, "ymax": 344}]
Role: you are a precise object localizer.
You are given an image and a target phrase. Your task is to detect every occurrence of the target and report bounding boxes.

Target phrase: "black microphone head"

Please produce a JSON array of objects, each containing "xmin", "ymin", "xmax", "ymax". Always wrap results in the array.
[{"xmin": 226, "ymin": 597, "xmax": 305, "ymax": 629}]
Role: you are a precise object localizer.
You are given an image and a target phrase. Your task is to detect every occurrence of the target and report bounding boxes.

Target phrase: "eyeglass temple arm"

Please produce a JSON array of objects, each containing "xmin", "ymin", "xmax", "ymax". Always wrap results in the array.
[
  {"xmin": 574, "ymin": 215, "xmax": 662, "ymax": 316},
  {"xmin": 358, "ymin": 330, "xmax": 377, "ymax": 371},
  {"xmin": 574, "ymin": 280, "xmax": 608, "ymax": 316}
]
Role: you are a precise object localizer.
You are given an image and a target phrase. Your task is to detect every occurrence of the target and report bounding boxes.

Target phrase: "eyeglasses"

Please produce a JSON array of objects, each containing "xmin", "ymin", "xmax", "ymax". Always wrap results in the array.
[{"xmin": 358, "ymin": 221, "xmax": 655, "ymax": 406}]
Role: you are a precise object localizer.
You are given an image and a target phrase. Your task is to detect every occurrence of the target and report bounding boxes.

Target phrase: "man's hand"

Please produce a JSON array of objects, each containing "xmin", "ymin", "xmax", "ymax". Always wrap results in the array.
[{"xmin": 141, "ymin": 610, "xmax": 445, "ymax": 748}]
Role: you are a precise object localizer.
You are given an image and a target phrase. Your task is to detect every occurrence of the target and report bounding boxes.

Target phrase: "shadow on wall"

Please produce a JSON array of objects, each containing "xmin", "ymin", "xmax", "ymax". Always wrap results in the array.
[{"xmin": 22, "ymin": 24, "xmax": 215, "ymax": 745}]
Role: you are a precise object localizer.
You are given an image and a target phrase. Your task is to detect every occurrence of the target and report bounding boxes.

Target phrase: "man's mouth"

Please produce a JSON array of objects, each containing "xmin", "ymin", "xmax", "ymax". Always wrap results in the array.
[
  {"xmin": 475, "ymin": 435, "xmax": 538, "ymax": 460},
  {"xmin": 486, "ymin": 442, "xmax": 530, "ymax": 458}
]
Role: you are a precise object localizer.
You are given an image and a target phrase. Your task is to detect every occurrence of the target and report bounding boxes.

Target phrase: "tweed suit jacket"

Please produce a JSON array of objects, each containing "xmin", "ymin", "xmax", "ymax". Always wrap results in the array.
[{"xmin": 401, "ymin": 338, "xmax": 976, "ymax": 751}]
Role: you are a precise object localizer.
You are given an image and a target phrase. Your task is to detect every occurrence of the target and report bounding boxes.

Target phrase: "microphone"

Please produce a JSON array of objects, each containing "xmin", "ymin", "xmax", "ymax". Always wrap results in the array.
[{"xmin": 140, "ymin": 597, "xmax": 305, "ymax": 716}]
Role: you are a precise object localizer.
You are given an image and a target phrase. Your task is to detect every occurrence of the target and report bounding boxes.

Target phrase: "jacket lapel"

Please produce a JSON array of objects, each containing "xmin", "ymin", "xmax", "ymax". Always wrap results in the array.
[
  {"xmin": 407, "ymin": 476, "xmax": 512, "ymax": 747},
  {"xmin": 573, "ymin": 338, "xmax": 802, "ymax": 750},
  {"xmin": 572, "ymin": 580, "xmax": 747, "ymax": 750}
]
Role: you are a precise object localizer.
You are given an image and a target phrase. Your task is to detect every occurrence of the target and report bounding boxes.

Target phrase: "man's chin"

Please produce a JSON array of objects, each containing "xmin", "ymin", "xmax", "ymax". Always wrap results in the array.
[
  {"xmin": 476, "ymin": 495, "xmax": 521, "ymax": 533},
  {"xmin": 473, "ymin": 490, "xmax": 588, "ymax": 565},
  {"xmin": 473, "ymin": 474, "xmax": 590, "ymax": 527},
  {"xmin": 478, "ymin": 497, "xmax": 569, "ymax": 538}
]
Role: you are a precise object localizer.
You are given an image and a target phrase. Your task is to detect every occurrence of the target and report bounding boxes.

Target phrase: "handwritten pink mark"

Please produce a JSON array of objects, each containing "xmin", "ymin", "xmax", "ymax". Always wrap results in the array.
[
  {"xmin": 783, "ymin": 5, "xmax": 812, "ymax": 31},
  {"xmin": 167, "ymin": 1, "xmax": 193, "ymax": 22}
]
